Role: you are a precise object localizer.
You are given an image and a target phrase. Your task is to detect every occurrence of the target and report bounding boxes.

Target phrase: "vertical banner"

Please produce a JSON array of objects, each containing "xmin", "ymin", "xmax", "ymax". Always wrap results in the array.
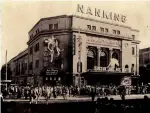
[
  {"xmin": 78, "ymin": 37, "xmax": 82, "ymax": 60},
  {"xmin": 72, "ymin": 35, "xmax": 76, "ymax": 55}
]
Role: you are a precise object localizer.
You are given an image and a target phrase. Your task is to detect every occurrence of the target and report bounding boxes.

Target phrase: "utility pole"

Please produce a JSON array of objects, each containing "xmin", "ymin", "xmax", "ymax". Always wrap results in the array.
[{"xmin": 5, "ymin": 50, "xmax": 8, "ymax": 90}]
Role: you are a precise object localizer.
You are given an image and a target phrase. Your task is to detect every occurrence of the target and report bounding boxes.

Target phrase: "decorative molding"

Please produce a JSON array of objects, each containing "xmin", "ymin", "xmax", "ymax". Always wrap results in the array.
[
  {"xmin": 109, "ymin": 47, "xmax": 113, "ymax": 51},
  {"xmin": 87, "ymin": 36, "xmax": 121, "ymax": 48},
  {"xmin": 86, "ymin": 46, "xmax": 89, "ymax": 54},
  {"xmin": 72, "ymin": 28, "xmax": 134, "ymax": 41}
]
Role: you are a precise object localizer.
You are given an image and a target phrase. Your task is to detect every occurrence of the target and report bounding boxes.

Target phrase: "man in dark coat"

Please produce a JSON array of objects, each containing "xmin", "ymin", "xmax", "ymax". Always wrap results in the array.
[
  {"xmin": 118, "ymin": 85, "xmax": 126, "ymax": 100},
  {"xmin": 91, "ymin": 88, "xmax": 96, "ymax": 102}
]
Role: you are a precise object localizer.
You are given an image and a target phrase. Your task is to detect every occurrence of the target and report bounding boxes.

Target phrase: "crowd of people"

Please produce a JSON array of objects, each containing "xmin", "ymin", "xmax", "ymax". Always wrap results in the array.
[
  {"xmin": 1, "ymin": 84, "xmax": 150, "ymax": 113},
  {"xmin": 2, "ymin": 84, "xmax": 150, "ymax": 100}
]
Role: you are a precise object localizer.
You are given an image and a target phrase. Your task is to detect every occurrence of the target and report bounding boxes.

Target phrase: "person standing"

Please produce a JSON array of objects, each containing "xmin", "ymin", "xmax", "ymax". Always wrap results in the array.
[
  {"xmin": 91, "ymin": 88, "xmax": 96, "ymax": 102},
  {"xmin": 120, "ymin": 85, "xmax": 126, "ymax": 100},
  {"xmin": 62, "ymin": 86, "xmax": 67, "ymax": 100},
  {"xmin": 53, "ymin": 86, "xmax": 56, "ymax": 98},
  {"xmin": 46, "ymin": 86, "xmax": 51, "ymax": 104},
  {"xmin": 35, "ymin": 87, "xmax": 39, "ymax": 104}
]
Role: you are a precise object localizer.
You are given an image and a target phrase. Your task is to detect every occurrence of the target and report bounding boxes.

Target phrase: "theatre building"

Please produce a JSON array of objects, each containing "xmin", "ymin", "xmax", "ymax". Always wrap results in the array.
[{"xmin": 8, "ymin": 14, "xmax": 140, "ymax": 86}]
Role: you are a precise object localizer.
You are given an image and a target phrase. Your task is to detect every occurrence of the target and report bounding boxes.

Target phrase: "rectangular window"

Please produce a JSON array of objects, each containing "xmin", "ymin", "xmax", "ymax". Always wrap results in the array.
[
  {"xmin": 30, "ymin": 34, "xmax": 33, "ymax": 39},
  {"xmin": 36, "ymin": 29, "xmax": 39, "ymax": 34},
  {"xmin": 49, "ymin": 24, "xmax": 53, "ymax": 30},
  {"xmin": 54, "ymin": 23, "xmax": 58, "ymax": 30},
  {"xmin": 34, "ymin": 45, "xmax": 36, "ymax": 52},
  {"xmin": 100, "ymin": 27, "xmax": 104, "ymax": 32},
  {"xmin": 29, "ymin": 62, "xmax": 33, "ymax": 70},
  {"xmin": 117, "ymin": 30, "xmax": 120, "ymax": 35},
  {"xmin": 34, "ymin": 43, "xmax": 39, "ymax": 52},
  {"xmin": 132, "ymin": 47, "xmax": 135, "ymax": 55},
  {"xmin": 113, "ymin": 30, "xmax": 116, "ymax": 34},
  {"xmin": 35, "ymin": 60, "xmax": 39, "ymax": 68},
  {"xmin": 37, "ymin": 43, "xmax": 39, "ymax": 51},
  {"xmin": 24, "ymin": 63, "xmax": 27, "ymax": 70},
  {"xmin": 30, "ymin": 47, "xmax": 33, "ymax": 54},
  {"xmin": 132, "ymin": 35, "xmax": 135, "ymax": 40},
  {"xmin": 87, "ymin": 25, "xmax": 91, "ymax": 30},
  {"xmin": 92, "ymin": 26, "xmax": 96, "ymax": 31},
  {"xmin": 105, "ymin": 28, "xmax": 108, "ymax": 33}
]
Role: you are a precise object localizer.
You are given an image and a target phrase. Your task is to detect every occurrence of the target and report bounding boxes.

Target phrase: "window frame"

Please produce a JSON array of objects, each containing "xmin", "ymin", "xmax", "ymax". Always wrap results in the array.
[
  {"xmin": 132, "ymin": 35, "xmax": 135, "ymax": 40},
  {"xmin": 87, "ymin": 25, "xmax": 91, "ymax": 30},
  {"xmin": 92, "ymin": 26, "xmax": 96, "ymax": 31},
  {"xmin": 29, "ymin": 62, "xmax": 33, "ymax": 70},
  {"xmin": 34, "ymin": 43, "xmax": 39, "ymax": 52},
  {"xmin": 117, "ymin": 30, "xmax": 120, "ymax": 35},
  {"xmin": 30, "ymin": 47, "xmax": 33, "ymax": 54},
  {"xmin": 105, "ymin": 28, "xmax": 108, "ymax": 33},
  {"xmin": 54, "ymin": 23, "xmax": 58, "ymax": 30},
  {"xmin": 100, "ymin": 27, "xmax": 104, "ymax": 32},
  {"xmin": 132, "ymin": 47, "xmax": 135, "ymax": 55},
  {"xmin": 113, "ymin": 30, "xmax": 116, "ymax": 34},
  {"xmin": 49, "ymin": 24, "xmax": 53, "ymax": 30},
  {"xmin": 35, "ymin": 60, "xmax": 39, "ymax": 68}
]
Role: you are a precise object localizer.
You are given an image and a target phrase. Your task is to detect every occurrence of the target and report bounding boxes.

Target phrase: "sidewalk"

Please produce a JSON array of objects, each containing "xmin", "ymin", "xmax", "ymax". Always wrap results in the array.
[{"xmin": 3, "ymin": 94, "xmax": 150, "ymax": 103}]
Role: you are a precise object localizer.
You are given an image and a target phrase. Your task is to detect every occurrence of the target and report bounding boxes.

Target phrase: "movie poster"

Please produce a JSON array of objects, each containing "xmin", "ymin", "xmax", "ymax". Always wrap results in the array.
[{"xmin": 120, "ymin": 76, "xmax": 132, "ymax": 86}]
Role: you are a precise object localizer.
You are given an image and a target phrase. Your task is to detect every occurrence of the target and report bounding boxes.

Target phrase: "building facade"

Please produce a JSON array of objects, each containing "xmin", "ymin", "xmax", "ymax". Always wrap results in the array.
[
  {"xmin": 139, "ymin": 47, "xmax": 150, "ymax": 66},
  {"xmin": 9, "ymin": 49, "xmax": 28, "ymax": 85},
  {"xmin": 8, "ymin": 15, "xmax": 140, "ymax": 86}
]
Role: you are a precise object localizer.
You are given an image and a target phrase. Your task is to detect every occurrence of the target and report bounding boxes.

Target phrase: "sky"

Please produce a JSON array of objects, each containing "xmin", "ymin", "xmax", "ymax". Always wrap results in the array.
[{"xmin": 1, "ymin": 0, "xmax": 150, "ymax": 66}]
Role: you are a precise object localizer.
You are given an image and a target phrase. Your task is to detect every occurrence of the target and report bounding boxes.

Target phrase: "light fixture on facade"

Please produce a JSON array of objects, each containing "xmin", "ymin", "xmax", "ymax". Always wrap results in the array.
[
  {"xmin": 54, "ymin": 77, "xmax": 56, "ymax": 80},
  {"xmin": 46, "ymin": 77, "xmax": 48, "ymax": 80},
  {"xmin": 50, "ymin": 77, "xmax": 52, "ymax": 80},
  {"xmin": 58, "ymin": 77, "xmax": 61, "ymax": 81}
]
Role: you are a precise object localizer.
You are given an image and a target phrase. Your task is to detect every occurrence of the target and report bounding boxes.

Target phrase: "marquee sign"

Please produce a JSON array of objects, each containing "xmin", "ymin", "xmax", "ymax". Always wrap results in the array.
[
  {"xmin": 87, "ymin": 67, "xmax": 121, "ymax": 72},
  {"xmin": 87, "ymin": 36, "xmax": 121, "ymax": 48},
  {"xmin": 46, "ymin": 69, "xmax": 59, "ymax": 76},
  {"xmin": 77, "ymin": 4, "xmax": 127, "ymax": 23}
]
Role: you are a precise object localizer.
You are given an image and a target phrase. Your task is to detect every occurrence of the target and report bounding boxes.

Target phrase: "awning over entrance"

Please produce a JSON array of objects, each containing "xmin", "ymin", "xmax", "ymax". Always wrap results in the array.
[
  {"xmin": 82, "ymin": 71, "xmax": 133, "ymax": 77},
  {"xmin": 81, "ymin": 71, "xmax": 133, "ymax": 85}
]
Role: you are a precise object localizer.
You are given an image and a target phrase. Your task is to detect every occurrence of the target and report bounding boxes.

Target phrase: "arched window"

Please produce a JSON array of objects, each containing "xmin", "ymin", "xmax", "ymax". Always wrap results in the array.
[
  {"xmin": 125, "ymin": 65, "xmax": 129, "ymax": 68},
  {"xmin": 87, "ymin": 50, "xmax": 95, "ymax": 69},
  {"xmin": 100, "ymin": 51, "xmax": 108, "ymax": 67},
  {"xmin": 112, "ymin": 52, "xmax": 119, "ymax": 60},
  {"xmin": 87, "ymin": 50, "xmax": 94, "ymax": 58}
]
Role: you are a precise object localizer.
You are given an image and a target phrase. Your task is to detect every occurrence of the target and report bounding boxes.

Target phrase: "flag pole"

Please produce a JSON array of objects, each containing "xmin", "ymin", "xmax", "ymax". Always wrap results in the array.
[{"xmin": 5, "ymin": 50, "xmax": 8, "ymax": 90}]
